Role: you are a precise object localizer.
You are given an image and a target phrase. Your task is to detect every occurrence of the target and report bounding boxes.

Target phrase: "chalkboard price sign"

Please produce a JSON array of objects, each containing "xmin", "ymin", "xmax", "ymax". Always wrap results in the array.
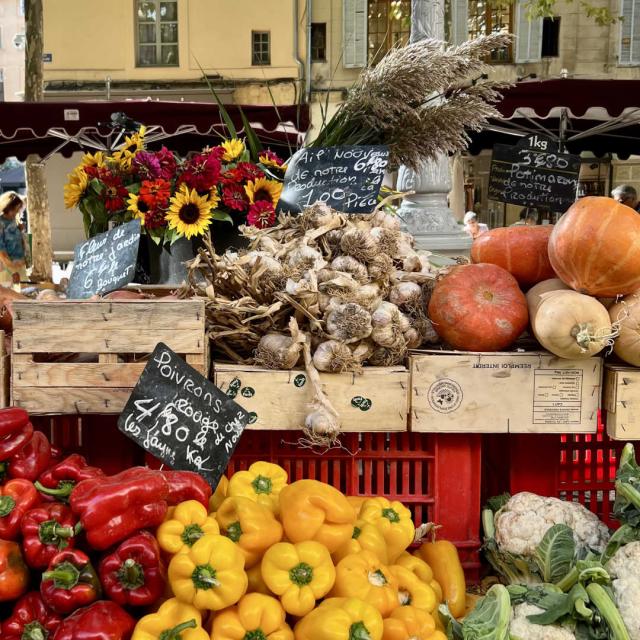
[
  {"xmin": 68, "ymin": 219, "xmax": 141, "ymax": 299},
  {"xmin": 488, "ymin": 135, "xmax": 580, "ymax": 211},
  {"xmin": 278, "ymin": 145, "xmax": 390, "ymax": 214},
  {"xmin": 118, "ymin": 343, "xmax": 250, "ymax": 488}
]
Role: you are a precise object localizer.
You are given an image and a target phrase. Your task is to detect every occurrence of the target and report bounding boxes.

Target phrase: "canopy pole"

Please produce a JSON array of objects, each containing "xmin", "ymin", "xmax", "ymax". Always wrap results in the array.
[{"xmin": 559, "ymin": 108, "xmax": 568, "ymax": 153}]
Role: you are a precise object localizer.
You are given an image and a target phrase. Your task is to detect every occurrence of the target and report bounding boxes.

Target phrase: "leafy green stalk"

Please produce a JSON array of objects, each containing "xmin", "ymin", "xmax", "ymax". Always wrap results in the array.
[
  {"xmin": 614, "ymin": 443, "xmax": 640, "ymax": 527},
  {"xmin": 585, "ymin": 583, "xmax": 631, "ymax": 640}
]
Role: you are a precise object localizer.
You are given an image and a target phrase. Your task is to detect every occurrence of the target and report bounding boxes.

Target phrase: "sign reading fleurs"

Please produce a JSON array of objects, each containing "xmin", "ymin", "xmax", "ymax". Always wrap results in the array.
[
  {"xmin": 63, "ymin": 127, "xmax": 288, "ymax": 244},
  {"xmin": 118, "ymin": 343, "xmax": 250, "ymax": 488},
  {"xmin": 67, "ymin": 219, "xmax": 141, "ymax": 299}
]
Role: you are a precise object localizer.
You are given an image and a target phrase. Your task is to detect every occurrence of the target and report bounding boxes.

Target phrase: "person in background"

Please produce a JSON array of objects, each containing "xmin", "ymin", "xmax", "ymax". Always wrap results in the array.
[
  {"xmin": 611, "ymin": 185, "xmax": 639, "ymax": 212},
  {"xmin": 0, "ymin": 191, "xmax": 27, "ymax": 286},
  {"xmin": 463, "ymin": 211, "xmax": 488, "ymax": 239},
  {"xmin": 511, "ymin": 208, "xmax": 538, "ymax": 226}
]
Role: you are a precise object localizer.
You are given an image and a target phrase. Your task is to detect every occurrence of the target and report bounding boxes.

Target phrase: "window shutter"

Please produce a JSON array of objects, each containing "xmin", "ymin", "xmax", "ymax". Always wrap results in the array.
[
  {"xmin": 343, "ymin": 0, "xmax": 368, "ymax": 68},
  {"xmin": 450, "ymin": 0, "xmax": 469, "ymax": 45},
  {"xmin": 515, "ymin": 1, "xmax": 543, "ymax": 63},
  {"xmin": 619, "ymin": 0, "xmax": 640, "ymax": 65}
]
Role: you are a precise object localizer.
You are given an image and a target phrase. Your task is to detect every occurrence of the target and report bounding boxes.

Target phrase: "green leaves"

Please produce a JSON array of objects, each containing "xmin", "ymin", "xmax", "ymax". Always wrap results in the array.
[
  {"xmin": 534, "ymin": 524, "xmax": 577, "ymax": 584},
  {"xmin": 614, "ymin": 443, "xmax": 640, "ymax": 527},
  {"xmin": 455, "ymin": 584, "xmax": 511, "ymax": 640}
]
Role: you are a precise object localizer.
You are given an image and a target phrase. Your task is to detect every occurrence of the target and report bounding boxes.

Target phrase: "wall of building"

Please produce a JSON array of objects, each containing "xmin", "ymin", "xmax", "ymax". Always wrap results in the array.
[{"xmin": 0, "ymin": 0, "xmax": 25, "ymax": 101}]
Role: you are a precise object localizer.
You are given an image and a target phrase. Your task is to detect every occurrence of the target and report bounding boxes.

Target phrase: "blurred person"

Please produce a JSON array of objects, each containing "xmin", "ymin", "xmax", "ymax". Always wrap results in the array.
[
  {"xmin": 0, "ymin": 191, "xmax": 27, "ymax": 286},
  {"xmin": 611, "ymin": 185, "xmax": 639, "ymax": 212},
  {"xmin": 511, "ymin": 208, "xmax": 537, "ymax": 226},
  {"xmin": 463, "ymin": 211, "xmax": 488, "ymax": 239}
]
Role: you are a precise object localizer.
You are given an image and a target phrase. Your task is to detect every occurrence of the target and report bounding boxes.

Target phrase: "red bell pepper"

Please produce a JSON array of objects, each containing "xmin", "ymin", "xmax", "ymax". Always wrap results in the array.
[
  {"xmin": 2, "ymin": 591, "xmax": 62, "ymax": 640},
  {"xmin": 51, "ymin": 600, "xmax": 135, "ymax": 640},
  {"xmin": 0, "ymin": 540, "xmax": 29, "ymax": 602},
  {"xmin": 70, "ymin": 466, "xmax": 169, "ymax": 550},
  {"xmin": 40, "ymin": 548, "xmax": 101, "ymax": 615},
  {"xmin": 1, "ymin": 431, "xmax": 53, "ymax": 482},
  {"xmin": 21, "ymin": 503, "xmax": 79, "ymax": 570},
  {"xmin": 98, "ymin": 530, "xmax": 165, "ymax": 607},
  {"xmin": 161, "ymin": 469, "xmax": 212, "ymax": 508},
  {"xmin": 36, "ymin": 454, "xmax": 104, "ymax": 502},
  {"xmin": 0, "ymin": 478, "xmax": 40, "ymax": 540},
  {"xmin": 0, "ymin": 408, "xmax": 34, "ymax": 462}
]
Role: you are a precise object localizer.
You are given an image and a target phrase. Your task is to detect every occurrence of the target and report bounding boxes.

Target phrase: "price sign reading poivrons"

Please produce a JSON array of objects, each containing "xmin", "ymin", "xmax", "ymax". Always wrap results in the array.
[
  {"xmin": 118, "ymin": 343, "xmax": 250, "ymax": 487},
  {"xmin": 277, "ymin": 145, "xmax": 390, "ymax": 214}
]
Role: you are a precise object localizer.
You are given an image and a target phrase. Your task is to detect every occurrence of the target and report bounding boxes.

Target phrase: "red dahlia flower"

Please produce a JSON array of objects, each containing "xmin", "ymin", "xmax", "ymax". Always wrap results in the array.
[{"xmin": 247, "ymin": 201, "xmax": 276, "ymax": 229}]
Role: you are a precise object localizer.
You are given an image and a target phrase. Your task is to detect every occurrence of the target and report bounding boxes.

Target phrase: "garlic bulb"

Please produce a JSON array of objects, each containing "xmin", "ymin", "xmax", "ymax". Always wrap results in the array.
[
  {"xmin": 348, "ymin": 283, "xmax": 382, "ymax": 311},
  {"xmin": 403, "ymin": 254, "xmax": 422, "ymax": 272},
  {"xmin": 331, "ymin": 256, "xmax": 369, "ymax": 283},
  {"xmin": 370, "ymin": 227, "xmax": 399, "ymax": 256},
  {"xmin": 372, "ymin": 301, "xmax": 400, "ymax": 328},
  {"xmin": 390, "ymin": 282, "xmax": 422, "ymax": 307},
  {"xmin": 404, "ymin": 327, "xmax": 422, "ymax": 349},
  {"xmin": 340, "ymin": 229, "xmax": 378, "ymax": 262},
  {"xmin": 313, "ymin": 340, "xmax": 359, "ymax": 373},
  {"xmin": 325, "ymin": 302, "xmax": 373, "ymax": 344},
  {"xmin": 286, "ymin": 244, "xmax": 326, "ymax": 271},
  {"xmin": 367, "ymin": 253, "xmax": 394, "ymax": 280},
  {"xmin": 352, "ymin": 340, "xmax": 375, "ymax": 364},
  {"xmin": 254, "ymin": 318, "xmax": 305, "ymax": 369},
  {"xmin": 398, "ymin": 312, "xmax": 412, "ymax": 334},
  {"xmin": 370, "ymin": 210, "xmax": 401, "ymax": 231},
  {"xmin": 368, "ymin": 343, "xmax": 408, "ymax": 366}
]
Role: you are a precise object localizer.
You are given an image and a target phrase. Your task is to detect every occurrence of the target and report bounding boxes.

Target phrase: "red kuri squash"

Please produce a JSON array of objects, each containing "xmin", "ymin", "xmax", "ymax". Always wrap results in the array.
[
  {"xmin": 548, "ymin": 197, "xmax": 640, "ymax": 296},
  {"xmin": 428, "ymin": 263, "xmax": 528, "ymax": 351},
  {"xmin": 471, "ymin": 225, "xmax": 556, "ymax": 287}
]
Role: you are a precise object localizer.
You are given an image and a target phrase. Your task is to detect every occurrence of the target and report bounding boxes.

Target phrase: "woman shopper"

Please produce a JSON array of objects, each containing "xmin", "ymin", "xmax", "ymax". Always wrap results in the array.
[{"xmin": 0, "ymin": 191, "xmax": 28, "ymax": 286}]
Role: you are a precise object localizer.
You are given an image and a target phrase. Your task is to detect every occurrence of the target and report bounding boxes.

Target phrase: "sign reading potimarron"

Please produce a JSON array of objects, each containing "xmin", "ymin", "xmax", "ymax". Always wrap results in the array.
[
  {"xmin": 488, "ymin": 135, "xmax": 580, "ymax": 212},
  {"xmin": 118, "ymin": 343, "xmax": 250, "ymax": 487},
  {"xmin": 67, "ymin": 219, "xmax": 141, "ymax": 299},
  {"xmin": 277, "ymin": 145, "xmax": 390, "ymax": 214}
]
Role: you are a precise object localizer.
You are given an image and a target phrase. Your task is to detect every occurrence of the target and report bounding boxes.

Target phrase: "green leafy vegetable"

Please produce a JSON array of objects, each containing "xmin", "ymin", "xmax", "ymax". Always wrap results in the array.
[
  {"xmin": 534, "ymin": 524, "xmax": 577, "ymax": 584},
  {"xmin": 614, "ymin": 443, "xmax": 640, "ymax": 528}
]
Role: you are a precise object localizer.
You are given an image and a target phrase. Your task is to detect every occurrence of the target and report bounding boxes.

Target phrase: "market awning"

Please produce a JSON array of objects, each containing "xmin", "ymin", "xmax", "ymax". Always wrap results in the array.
[
  {"xmin": 468, "ymin": 79, "xmax": 640, "ymax": 158},
  {"xmin": 0, "ymin": 100, "xmax": 310, "ymax": 163}
]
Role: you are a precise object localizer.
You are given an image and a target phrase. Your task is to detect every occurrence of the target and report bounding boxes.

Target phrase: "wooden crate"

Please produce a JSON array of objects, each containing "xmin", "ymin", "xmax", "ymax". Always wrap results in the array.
[
  {"xmin": 213, "ymin": 363, "xmax": 409, "ymax": 432},
  {"xmin": 0, "ymin": 330, "xmax": 8, "ymax": 408},
  {"xmin": 11, "ymin": 300, "xmax": 206, "ymax": 414},
  {"xmin": 410, "ymin": 350, "xmax": 602, "ymax": 434},
  {"xmin": 603, "ymin": 364, "xmax": 640, "ymax": 440}
]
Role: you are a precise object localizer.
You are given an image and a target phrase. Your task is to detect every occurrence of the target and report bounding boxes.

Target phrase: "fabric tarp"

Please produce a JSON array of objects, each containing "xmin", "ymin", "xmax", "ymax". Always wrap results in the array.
[
  {"xmin": 468, "ymin": 79, "xmax": 640, "ymax": 158},
  {"xmin": 0, "ymin": 100, "xmax": 310, "ymax": 162}
]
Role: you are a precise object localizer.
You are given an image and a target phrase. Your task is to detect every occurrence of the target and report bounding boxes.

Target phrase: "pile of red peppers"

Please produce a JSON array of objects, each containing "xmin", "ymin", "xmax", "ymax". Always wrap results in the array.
[{"xmin": 0, "ymin": 407, "xmax": 212, "ymax": 640}]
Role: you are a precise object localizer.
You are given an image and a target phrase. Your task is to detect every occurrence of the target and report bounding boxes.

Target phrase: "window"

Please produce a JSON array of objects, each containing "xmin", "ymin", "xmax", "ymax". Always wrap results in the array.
[
  {"xmin": 541, "ymin": 17, "xmax": 560, "ymax": 57},
  {"xmin": 367, "ymin": 0, "xmax": 411, "ymax": 65},
  {"xmin": 467, "ymin": 0, "xmax": 513, "ymax": 62},
  {"xmin": 136, "ymin": 0, "xmax": 178, "ymax": 67},
  {"xmin": 311, "ymin": 23, "xmax": 327, "ymax": 61},
  {"xmin": 19, "ymin": 0, "xmax": 25, "ymax": 16},
  {"xmin": 252, "ymin": 31, "xmax": 270, "ymax": 65},
  {"xmin": 620, "ymin": 0, "xmax": 640, "ymax": 65}
]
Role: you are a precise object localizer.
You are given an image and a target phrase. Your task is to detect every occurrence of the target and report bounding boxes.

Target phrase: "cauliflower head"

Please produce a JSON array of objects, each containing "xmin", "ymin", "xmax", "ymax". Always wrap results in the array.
[
  {"xmin": 606, "ymin": 541, "xmax": 640, "ymax": 640},
  {"xmin": 494, "ymin": 492, "xmax": 609, "ymax": 556},
  {"xmin": 510, "ymin": 603, "xmax": 577, "ymax": 640}
]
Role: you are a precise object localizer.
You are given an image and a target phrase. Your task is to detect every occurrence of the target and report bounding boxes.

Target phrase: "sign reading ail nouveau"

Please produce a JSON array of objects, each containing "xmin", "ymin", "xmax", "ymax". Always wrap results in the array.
[
  {"xmin": 278, "ymin": 145, "xmax": 390, "ymax": 214},
  {"xmin": 67, "ymin": 219, "xmax": 141, "ymax": 299},
  {"xmin": 118, "ymin": 343, "xmax": 250, "ymax": 487}
]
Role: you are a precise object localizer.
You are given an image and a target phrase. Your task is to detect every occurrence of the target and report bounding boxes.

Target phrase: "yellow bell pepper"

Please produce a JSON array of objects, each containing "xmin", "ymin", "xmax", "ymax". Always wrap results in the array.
[
  {"xmin": 359, "ymin": 498, "xmax": 415, "ymax": 563},
  {"xmin": 132, "ymin": 598, "xmax": 209, "ymax": 640},
  {"xmin": 211, "ymin": 593, "xmax": 293, "ymax": 640},
  {"xmin": 333, "ymin": 519, "xmax": 389, "ymax": 565},
  {"xmin": 168, "ymin": 534, "xmax": 247, "ymax": 611},
  {"xmin": 261, "ymin": 540, "xmax": 336, "ymax": 617},
  {"xmin": 216, "ymin": 496, "xmax": 283, "ymax": 568},
  {"xmin": 347, "ymin": 496, "xmax": 367, "ymax": 516},
  {"xmin": 417, "ymin": 541, "xmax": 466, "ymax": 619},
  {"xmin": 246, "ymin": 562, "xmax": 273, "ymax": 595},
  {"xmin": 295, "ymin": 597, "xmax": 383, "ymax": 640},
  {"xmin": 389, "ymin": 565, "xmax": 437, "ymax": 613},
  {"xmin": 278, "ymin": 480, "xmax": 355, "ymax": 553},
  {"xmin": 157, "ymin": 500, "xmax": 220, "ymax": 556},
  {"xmin": 331, "ymin": 551, "xmax": 399, "ymax": 617},
  {"xmin": 227, "ymin": 462, "xmax": 288, "ymax": 515},
  {"xmin": 382, "ymin": 606, "xmax": 445, "ymax": 640},
  {"xmin": 209, "ymin": 475, "xmax": 229, "ymax": 513},
  {"xmin": 395, "ymin": 552, "xmax": 433, "ymax": 584}
]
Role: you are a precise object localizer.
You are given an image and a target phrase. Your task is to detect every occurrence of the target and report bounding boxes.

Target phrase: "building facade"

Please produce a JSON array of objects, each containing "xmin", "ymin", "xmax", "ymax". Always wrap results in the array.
[{"xmin": 0, "ymin": 0, "xmax": 25, "ymax": 101}]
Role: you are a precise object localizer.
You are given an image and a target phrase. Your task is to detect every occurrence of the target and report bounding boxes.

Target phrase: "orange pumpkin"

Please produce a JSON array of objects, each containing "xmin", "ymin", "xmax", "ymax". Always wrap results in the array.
[
  {"xmin": 470, "ymin": 225, "xmax": 556, "ymax": 287},
  {"xmin": 548, "ymin": 197, "xmax": 640, "ymax": 296},
  {"xmin": 428, "ymin": 263, "xmax": 528, "ymax": 351}
]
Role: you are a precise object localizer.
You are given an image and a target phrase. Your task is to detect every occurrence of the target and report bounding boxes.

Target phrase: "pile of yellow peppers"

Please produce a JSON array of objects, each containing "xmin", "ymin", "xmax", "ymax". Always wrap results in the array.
[{"xmin": 132, "ymin": 461, "xmax": 468, "ymax": 640}]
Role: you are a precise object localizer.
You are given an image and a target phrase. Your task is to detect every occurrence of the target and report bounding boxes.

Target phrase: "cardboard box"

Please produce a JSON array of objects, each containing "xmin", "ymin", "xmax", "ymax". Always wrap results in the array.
[
  {"xmin": 604, "ymin": 364, "xmax": 640, "ymax": 440},
  {"xmin": 410, "ymin": 350, "xmax": 602, "ymax": 434},
  {"xmin": 213, "ymin": 363, "xmax": 409, "ymax": 432}
]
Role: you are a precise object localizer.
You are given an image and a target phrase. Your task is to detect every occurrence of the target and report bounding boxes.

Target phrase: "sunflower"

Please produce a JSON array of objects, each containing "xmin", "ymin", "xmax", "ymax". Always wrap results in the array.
[
  {"xmin": 112, "ymin": 126, "xmax": 147, "ymax": 170},
  {"xmin": 165, "ymin": 185, "xmax": 214, "ymax": 239},
  {"xmin": 221, "ymin": 138, "xmax": 245, "ymax": 163},
  {"xmin": 259, "ymin": 150, "xmax": 287, "ymax": 171},
  {"xmin": 63, "ymin": 167, "xmax": 88, "ymax": 209},
  {"xmin": 81, "ymin": 151, "xmax": 105, "ymax": 169},
  {"xmin": 244, "ymin": 178, "xmax": 282, "ymax": 207},
  {"xmin": 127, "ymin": 192, "xmax": 151, "ymax": 224}
]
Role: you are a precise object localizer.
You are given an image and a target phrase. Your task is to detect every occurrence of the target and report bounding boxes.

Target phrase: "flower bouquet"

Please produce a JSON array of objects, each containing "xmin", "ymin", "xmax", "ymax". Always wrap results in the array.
[{"xmin": 64, "ymin": 127, "xmax": 287, "ymax": 246}]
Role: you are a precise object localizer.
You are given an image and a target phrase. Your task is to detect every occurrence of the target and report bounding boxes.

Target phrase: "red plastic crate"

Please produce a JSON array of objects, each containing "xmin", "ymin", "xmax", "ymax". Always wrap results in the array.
[
  {"xmin": 507, "ymin": 413, "xmax": 625, "ymax": 528},
  {"xmin": 33, "ymin": 416, "xmax": 482, "ymax": 578}
]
